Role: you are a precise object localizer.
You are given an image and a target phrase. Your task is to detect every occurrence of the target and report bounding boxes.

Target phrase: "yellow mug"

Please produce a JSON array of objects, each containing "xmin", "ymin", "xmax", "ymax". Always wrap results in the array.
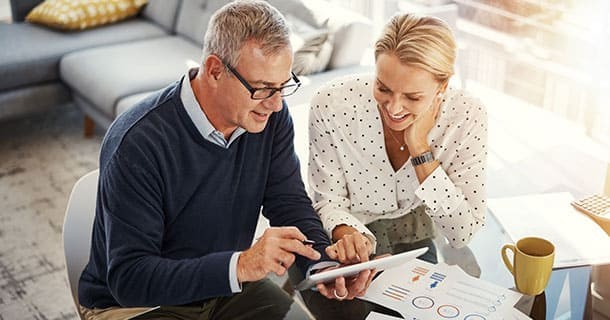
[{"xmin": 501, "ymin": 237, "xmax": 555, "ymax": 296}]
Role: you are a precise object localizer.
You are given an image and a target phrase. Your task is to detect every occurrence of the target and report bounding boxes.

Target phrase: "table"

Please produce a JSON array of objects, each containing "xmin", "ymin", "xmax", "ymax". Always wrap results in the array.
[{"xmin": 435, "ymin": 211, "xmax": 591, "ymax": 320}]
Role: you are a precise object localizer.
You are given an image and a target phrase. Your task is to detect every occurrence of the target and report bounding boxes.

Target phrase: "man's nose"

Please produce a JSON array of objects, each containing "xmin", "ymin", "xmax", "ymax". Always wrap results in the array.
[{"xmin": 263, "ymin": 91, "xmax": 283, "ymax": 112}]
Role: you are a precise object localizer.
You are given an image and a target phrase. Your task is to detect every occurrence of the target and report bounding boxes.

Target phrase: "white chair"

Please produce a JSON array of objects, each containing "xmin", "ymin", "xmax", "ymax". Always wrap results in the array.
[{"xmin": 63, "ymin": 169, "xmax": 99, "ymax": 319}]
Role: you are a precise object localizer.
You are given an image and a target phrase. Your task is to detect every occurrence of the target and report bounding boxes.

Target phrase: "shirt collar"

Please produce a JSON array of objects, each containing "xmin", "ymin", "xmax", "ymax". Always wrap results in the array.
[{"xmin": 180, "ymin": 67, "xmax": 246, "ymax": 147}]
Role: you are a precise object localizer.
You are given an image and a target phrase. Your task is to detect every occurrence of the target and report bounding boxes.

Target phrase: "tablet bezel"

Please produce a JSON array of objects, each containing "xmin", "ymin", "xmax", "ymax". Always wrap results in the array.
[{"xmin": 295, "ymin": 247, "xmax": 428, "ymax": 291}]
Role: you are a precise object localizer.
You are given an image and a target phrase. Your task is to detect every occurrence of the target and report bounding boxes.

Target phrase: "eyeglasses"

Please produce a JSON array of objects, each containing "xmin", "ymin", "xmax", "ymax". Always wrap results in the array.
[{"xmin": 225, "ymin": 63, "xmax": 301, "ymax": 100}]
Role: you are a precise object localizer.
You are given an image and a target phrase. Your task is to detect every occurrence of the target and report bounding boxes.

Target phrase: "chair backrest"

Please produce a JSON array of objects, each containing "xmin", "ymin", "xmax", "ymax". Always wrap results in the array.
[{"xmin": 63, "ymin": 169, "xmax": 99, "ymax": 319}]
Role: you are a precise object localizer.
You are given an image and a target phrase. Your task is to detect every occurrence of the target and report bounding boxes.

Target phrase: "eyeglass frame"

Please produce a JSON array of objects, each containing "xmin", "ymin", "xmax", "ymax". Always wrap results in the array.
[{"xmin": 224, "ymin": 63, "xmax": 301, "ymax": 100}]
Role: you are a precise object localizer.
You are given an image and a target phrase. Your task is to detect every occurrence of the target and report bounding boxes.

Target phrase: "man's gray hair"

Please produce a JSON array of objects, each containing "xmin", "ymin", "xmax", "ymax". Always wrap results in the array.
[{"xmin": 203, "ymin": 0, "xmax": 291, "ymax": 67}]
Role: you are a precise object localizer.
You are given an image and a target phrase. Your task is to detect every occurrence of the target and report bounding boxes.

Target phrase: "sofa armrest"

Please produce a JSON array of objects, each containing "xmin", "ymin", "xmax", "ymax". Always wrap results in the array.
[{"xmin": 10, "ymin": 0, "xmax": 43, "ymax": 22}]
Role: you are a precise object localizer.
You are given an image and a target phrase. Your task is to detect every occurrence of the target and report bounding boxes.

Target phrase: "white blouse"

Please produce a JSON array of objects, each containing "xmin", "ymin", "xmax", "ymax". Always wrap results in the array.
[{"xmin": 308, "ymin": 74, "xmax": 488, "ymax": 249}]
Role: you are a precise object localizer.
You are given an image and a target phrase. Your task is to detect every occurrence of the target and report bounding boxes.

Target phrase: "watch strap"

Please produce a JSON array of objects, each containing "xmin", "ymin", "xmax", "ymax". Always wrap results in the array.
[{"xmin": 411, "ymin": 151, "xmax": 434, "ymax": 166}]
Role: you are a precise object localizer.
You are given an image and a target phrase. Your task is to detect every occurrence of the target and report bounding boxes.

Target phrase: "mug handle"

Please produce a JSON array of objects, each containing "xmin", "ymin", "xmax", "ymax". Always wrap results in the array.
[{"xmin": 501, "ymin": 244, "xmax": 515, "ymax": 275}]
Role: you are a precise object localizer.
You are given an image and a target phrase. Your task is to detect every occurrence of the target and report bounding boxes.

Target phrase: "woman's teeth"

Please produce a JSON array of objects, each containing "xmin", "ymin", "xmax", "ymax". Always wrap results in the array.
[{"xmin": 390, "ymin": 113, "xmax": 408, "ymax": 120}]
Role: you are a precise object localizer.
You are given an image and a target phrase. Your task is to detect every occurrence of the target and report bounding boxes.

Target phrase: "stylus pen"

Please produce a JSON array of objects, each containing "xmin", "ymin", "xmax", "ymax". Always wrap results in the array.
[{"xmin": 302, "ymin": 239, "xmax": 316, "ymax": 246}]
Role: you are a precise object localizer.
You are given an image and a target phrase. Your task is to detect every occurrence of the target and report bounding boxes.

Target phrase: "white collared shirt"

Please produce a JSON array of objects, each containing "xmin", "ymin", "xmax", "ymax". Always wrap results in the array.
[{"xmin": 181, "ymin": 68, "xmax": 246, "ymax": 148}]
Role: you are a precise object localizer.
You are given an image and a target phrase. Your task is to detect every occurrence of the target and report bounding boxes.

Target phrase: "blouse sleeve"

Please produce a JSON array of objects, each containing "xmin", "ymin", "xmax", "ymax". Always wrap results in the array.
[
  {"xmin": 415, "ymin": 97, "xmax": 488, "ymax": 248},
  {"xmin": 308, "ymin": 91, "xmax": 378, "ymax": 250}
]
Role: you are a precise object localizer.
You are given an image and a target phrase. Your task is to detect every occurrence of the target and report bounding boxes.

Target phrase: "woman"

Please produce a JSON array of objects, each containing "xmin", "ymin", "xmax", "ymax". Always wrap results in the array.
[{"xmin": 302, "ymin": 13, "xmax": 488, "ymax": 316}]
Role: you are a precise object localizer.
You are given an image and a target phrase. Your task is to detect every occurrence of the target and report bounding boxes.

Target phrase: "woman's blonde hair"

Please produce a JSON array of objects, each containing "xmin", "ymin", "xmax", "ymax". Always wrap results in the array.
[{"xmin": 375, "ymin": 13, "xmax": 456, "ymax": 84}]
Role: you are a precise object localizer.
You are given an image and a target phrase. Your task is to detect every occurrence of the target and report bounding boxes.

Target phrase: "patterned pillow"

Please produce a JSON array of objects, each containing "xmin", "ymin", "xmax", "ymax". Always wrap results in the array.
[{"xmin": 26, "ymin": 0, "xmax": 148, "ymax": 31}]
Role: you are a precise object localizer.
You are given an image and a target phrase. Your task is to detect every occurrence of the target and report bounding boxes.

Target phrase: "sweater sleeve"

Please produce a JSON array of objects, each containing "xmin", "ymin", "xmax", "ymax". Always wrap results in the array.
[
  {"xmin": 100, "ymin": 151, "xmax": 235, "ymax": 307},
  {"xmin": 262, "ymin": 104, "xmax": 333, "ymax": 275}
]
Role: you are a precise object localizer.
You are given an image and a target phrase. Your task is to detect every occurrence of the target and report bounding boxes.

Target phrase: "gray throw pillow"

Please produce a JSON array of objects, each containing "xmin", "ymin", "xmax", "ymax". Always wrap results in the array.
[{"xmin": 286, "ymin": 14, "xmax": 333, "ymax": 75}]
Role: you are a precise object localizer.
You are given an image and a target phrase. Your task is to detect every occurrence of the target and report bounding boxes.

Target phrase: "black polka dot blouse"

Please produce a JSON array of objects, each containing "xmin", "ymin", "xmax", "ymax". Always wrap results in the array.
[{"xmin": 308, "ymin": 74, "xmax": 488, "ymax": 249}]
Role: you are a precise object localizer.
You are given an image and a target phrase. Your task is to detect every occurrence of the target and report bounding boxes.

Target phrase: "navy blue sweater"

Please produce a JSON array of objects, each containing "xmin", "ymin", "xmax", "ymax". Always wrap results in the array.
[{"xmin": 79, "ymin": 79, "xmax": 331, "ymax": 308}]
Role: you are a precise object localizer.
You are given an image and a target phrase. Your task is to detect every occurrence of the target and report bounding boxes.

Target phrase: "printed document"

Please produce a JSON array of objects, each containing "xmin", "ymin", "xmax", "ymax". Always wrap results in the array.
[{"xmin": 361, "ymin": 259, "xmax": 525, "ymax": 320}]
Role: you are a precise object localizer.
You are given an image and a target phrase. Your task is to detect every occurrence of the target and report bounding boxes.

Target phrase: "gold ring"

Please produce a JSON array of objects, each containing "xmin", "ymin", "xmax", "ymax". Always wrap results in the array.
[{"xmin": 333, "ymin": 289, "xmax": 348, "ymax": 300}]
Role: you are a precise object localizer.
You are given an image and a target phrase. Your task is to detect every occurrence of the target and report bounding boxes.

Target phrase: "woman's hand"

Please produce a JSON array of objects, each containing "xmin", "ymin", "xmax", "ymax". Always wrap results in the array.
[
  {"xmin": 404, "ymin": 94, "xmax": 442, "ymax": 152},
  {"xmin": 314, "ymin": 254, "xmax": 389, "ymax": 300},
  {"xmin": 327, "ymin": 227, "xmax": 374, "ymax": 264},
  {"xmin": 316, "ymin": 269, "xmax": 377, "ymax": 300}
]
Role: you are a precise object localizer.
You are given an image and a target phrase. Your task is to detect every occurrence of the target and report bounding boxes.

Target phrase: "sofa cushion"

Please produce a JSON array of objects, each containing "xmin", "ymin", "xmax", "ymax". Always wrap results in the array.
[
  {"xmin": 141, "ymin": 0, "xmax": 181, "ymax": 32},
  {"xmin": 60, "ymin": 36, "xmax": 201, "ymax": 118},
  {"xmin": 174, "ymin": 0, "xmax": 227, "ymax": 46},
  {"xmin": 25, "ymin": 0, "xmax": 149, "ymax": 31},
  {"xmin": 0, "ymin": 19, "xmax": 167, "ymax": 92}
]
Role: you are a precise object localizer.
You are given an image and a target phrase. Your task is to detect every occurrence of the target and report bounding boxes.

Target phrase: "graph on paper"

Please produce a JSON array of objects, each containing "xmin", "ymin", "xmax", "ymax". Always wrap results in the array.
[{"xmin": 361, "ymin": 259, "xmax": 524, "ymax": 320}]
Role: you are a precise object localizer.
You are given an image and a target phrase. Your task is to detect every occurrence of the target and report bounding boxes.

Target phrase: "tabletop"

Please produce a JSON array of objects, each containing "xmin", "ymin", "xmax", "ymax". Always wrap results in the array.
[{"xmin": 435, "ymin": 210, "xmax": 591, "ymax": 320}]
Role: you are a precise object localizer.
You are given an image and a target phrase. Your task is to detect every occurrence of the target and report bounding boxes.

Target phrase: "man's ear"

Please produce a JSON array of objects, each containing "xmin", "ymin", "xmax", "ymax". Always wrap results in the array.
[{"xmin": 203, "ymin": 55, "xmax": 224, "ymax": 83}]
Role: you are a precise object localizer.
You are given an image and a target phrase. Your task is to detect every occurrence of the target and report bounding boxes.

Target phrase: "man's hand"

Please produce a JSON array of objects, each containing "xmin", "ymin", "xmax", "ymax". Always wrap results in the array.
[
  {"xmin": 326, "ymin": 230, "xmax": 373, "ymax": 264},
  {"xmin": 237, "ymin": 227, "xmax": 321, "ymax": 283}
]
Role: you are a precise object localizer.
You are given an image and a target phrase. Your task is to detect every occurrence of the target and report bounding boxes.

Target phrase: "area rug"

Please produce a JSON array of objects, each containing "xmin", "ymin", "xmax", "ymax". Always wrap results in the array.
[{"xmin": 0, "ymin": 103, "xmax": 102, "ymax": 319}]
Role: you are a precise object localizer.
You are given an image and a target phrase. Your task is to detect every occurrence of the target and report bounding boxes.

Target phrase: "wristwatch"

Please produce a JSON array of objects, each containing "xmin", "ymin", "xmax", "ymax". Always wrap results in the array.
[{"xmin": 411, "ymin": 151, "xmax": 434, "ymax": 166}]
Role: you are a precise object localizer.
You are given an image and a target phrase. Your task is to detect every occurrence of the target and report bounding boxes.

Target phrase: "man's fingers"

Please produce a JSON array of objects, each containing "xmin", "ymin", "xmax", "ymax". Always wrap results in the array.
[
  {"xmin": 279, "ymin": 239, "xmax": 321, "ymax": 261},
  {"xmin": 263, "ymin": 226, "xmax": 306, "ymax": 241},
  {"xmin": 272, "ymin": 260, "xmax": 287, "ymax": 276},
  {"xmin": 276, "ymin": 252, "xmax": 295, "ymax": 269},
  {"xmin": 260, "ymin": 228, "xmax": 320, "ymax": 261}
]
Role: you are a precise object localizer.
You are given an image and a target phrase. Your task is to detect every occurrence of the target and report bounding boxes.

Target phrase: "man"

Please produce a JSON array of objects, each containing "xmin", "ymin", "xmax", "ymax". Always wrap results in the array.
[{"xmin": 78, "ymin": 1, "xmax": 373, "ymax": 319}]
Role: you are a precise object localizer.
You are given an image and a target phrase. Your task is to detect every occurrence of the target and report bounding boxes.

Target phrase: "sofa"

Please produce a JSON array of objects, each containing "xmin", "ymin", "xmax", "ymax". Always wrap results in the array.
[{"xmin": 0, "ymin": 0, "xmax": 374, "ymax": 134}]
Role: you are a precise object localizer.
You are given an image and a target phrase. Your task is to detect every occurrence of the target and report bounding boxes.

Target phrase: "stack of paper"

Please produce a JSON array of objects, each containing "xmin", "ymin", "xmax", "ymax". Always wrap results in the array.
[
  {"xmin": 488, "ymin": 192, "xmax": 610, "ymax": 268},
  {"xmin": 361, "ymin": 259, "xmax": 529, "ymax": 320}
]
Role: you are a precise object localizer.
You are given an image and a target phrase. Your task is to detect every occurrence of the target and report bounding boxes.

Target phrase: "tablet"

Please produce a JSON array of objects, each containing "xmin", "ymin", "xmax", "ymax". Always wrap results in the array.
[{"xmin": 295, "ymin": 247, "xmax": 428, "ymax": 291}]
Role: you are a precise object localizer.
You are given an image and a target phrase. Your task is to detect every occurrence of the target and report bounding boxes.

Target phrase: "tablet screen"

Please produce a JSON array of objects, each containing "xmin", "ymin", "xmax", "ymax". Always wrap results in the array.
[{"xmin": 295, "ymin": 247, "xmax": 428, "ymax": 290}]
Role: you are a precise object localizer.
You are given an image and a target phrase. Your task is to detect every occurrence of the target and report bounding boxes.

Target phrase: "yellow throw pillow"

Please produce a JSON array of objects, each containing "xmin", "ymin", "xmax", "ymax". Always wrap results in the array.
[{"xmin": 26, "ymin": 0, "xmax": 148, "ymax": 31}]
